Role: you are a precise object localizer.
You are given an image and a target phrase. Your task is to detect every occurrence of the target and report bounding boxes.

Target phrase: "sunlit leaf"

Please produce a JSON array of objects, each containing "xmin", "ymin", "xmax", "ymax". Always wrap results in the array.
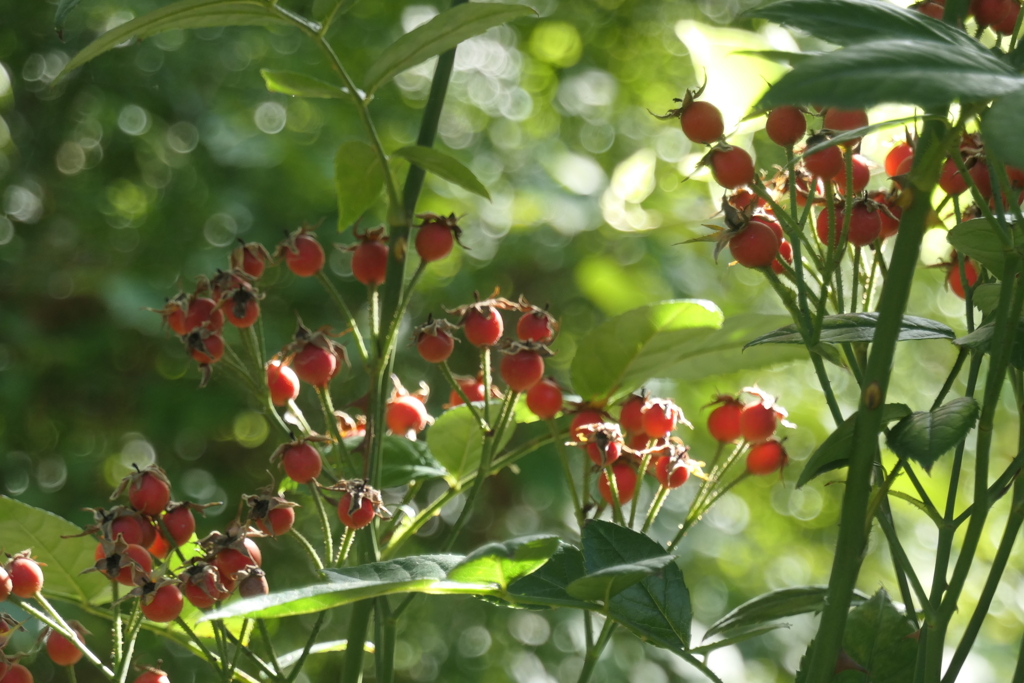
[
  {"xmin": 276, "ymin": 640, "xmax": 373, "ymax": 669},
  {"xmin": 363, "ymin": 3, "xmax": 536, "ymax": 93},
  {"xmin": 571, "ymin": 300, "xmax": 723, "ymax": 402},
  {"xmin": 797, "ymin": 404, "xmax": 911, "ymax": 487},
  {"xmin": 447, "ymin": 535, "xmax": 559, "ymax": 590},
  {"xmin": 261, "ymin": 69, "xmax": 349, "ymax": 99},
  {"xmin": 886, "ymin": 398, "xmax": 980, "ymax": 472},
  {"xmin": 427, "ymin": 401, "xmax": 513, "ymax": 484},
  {"xmin": 392, "ymin": 146, "xmax": 490, "ymax": 200},
  {"xmin": 62, "ymin": 0, "xmax": 293, "ymax": 75},
  {"xmin": 507, "ymin": 543, "xmax": 591, "ymax": 610},
  {"xmin": 947, "ymin": 219, "xmax": 1009, "ymax": 277}
]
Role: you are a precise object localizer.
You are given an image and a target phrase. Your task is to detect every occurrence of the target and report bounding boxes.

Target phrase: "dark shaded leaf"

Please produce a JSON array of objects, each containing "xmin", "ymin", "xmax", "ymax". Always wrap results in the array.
[
  {"xmin": 745, "ymin": 0, "xmax": 974, "ymax": 47},
  {"xmin": 335, "ymin": 140, "xmax": 385, "ymax": 231},
  {"xmin": 377, "ymin": 436, "xmax": 447, "ymax": 489},
  {"xmin": 843, "ymin": 589, "xmax": 917, "ymax": 683},
  {"xmin": 566, "ymin": 555, "xmax": 674, "ymax": 602},
  {"xmin": 261, "ymin": 69, "xmax": 349, "ymax": 98},
  {"xmin": 447, "ymin": 535, "xmax": 560, "ymax": 590},
  {"xmin": 691, "ymin": 624, "xmax": 787, "ymax": 656},
  {"xmin": 571, "ymin": 300, "xmax": 723, "ymax": 401},
  {"xmin": 363, "ymin": 3, "xmax": 536, "ymax": 93},
  {"xmin": 982, "ymin": 86, "xmax": 1024, "ymax": 172},
  {"xmin": 583, "ymin": 520, "xmax": 691, "ymax": 649},
  {"xmin": 886, "ymin": 398, "xmax": 980, "ymax": 472},
  {"xmin": 754, "ymin": 39, "xmax": 1023, "ymax": 112},
  {"xmin": 706, "ymin": 585, "xmax": 871, "ymax": 641},
  {"xmin": 971, "ymin": 283, "xmax": 1001, "ymax": 315},
  {"xmin": 947, "ymin": 218, "xmax": 1009, "ymax": 277},
  {"xmin": 508, "ymin": 543, "xmax": 592, "ymax": 610},
  {"xmin": 746, "ymin": 313, "xmax": 954, "ymax": 347},
  {"xmin": 392, "ymin": 146, "xmax": 490, "ymax": 200},
  {"xmin": 797, "ymin": 404, "xmax": 912, "ymax": 487}
]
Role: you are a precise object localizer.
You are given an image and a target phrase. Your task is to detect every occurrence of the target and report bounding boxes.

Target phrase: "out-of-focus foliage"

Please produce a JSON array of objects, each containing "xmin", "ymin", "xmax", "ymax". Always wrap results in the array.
[{"xmin": 1, "ymin": 0, "xmax": 1021, "ymax": 681}]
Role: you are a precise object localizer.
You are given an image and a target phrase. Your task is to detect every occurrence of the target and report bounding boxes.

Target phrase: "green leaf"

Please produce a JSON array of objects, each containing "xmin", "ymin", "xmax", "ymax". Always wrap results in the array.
[
  {"xmin": 797, "ymin": 404, "xmax": 912, "ymax": 487},
  {"xmin": 746, "ymin": 313, "xmax": 954, "ymax": 347},
  {"xmin": 362, "ymin": 3, "xmax": 536, "ymax": 94},
  {"xmin": 427, "ymin": 401, "xmax": 514, "ymax": 484},
  {"xmin": 335, "ymin": 141, "xmax": 385, "ymax": 231},
  {"xmin": 392, "ymin": 146, "xmax": 490, "ymax": 200},
  {"xmin": 199, "ymin": 555, "xmax": 470, "ymax": 620},
  {"xmin": 971, "ymin": 283, "xmax": 1001, "ymax": 315},
  {"xmin": 62, "ymin": 0, "xmax": 291, "ymax": 75},
  {"xmin": 583, "ymin": 520, "xmax": 691, "ymax": 650},
  {"xmin": 260, "ymin": 69, "xmax": 349, "ymax": 99},
  {"xmin": 0, "ymin": 496, "xmax": 110, "ymax": 604},
  {"xmin": 982, "ymin": 86, "xmax": 1024, "ymax": 172},
  {"xmin": 886, "ymin": 398, "xmax": 980, "ymax": 473},
  {"xmin": 377, "ymin": 436, "xmax": 447, "ymax": 489},
  {"xmin": 947, "ymin": 219, "xmax": 1008, "ymax": 277},
  {"xmin": 795, "ymin": 116, "xmax": 921, "ymax": 164},
  {"xmin": 566, "ymin": 555, "xmax": 674, "ymax": 603},
  {"xmin": 571, "ymin": 300, "xmax": 724, "ymax": 402},
  {"xmin": 843, "ymin": 588, "xmax": 917, "ymax": 683},
  {"xmin": 690, "ymin": 624, "xmax": 787, "ymax": 656},
  {"xmin": 55, "ymin": 0, "xmax": 85, "ymax": 31},
  {"xmin": 705, "ymin": 586, "xmax": 871, "ymax": 641},
  {"xmin": 754, "ymin": 39, "xmax": 1024, "ymax": 112},
  {"xmin": 953, "ymin": 319, "xmax": 1024, "ymax": 371},
  {"xmin": 276, "ymin": 640, "xmax": 374, "ymax": 669},
  {"xmin": 447, "ymin": 535, "xmax": 560, "ymax": 590},
  {"xmin": 664, "ymin": 313, "xmax": 814, "ymax": 382},
  {"xmin": 745, "ymin": 0, "xmax": 973, "ymax": 47},
  {"xmin": 507, "ymin": 542, "xmax": 592, "ymax": 610}
]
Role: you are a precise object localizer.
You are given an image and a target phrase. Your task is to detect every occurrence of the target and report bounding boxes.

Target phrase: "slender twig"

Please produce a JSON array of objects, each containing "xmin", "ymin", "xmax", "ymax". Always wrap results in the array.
[
  {"xmin": 257, "ymin": 619, "xmax": 282, "ymax": 679},
  {"xmin": 315, "ymin": 271, "xmax": 369, "ymax": 361},
  {"xmin": 550, "ymin": 420, "xmax": 583, "ymax": 527},
  {"xmin": 310, "ymin": 483, "xmax": 335, "ymax": 567},
  {"xmin": 576, "ymin": 619, "xmax": 616, "ymax": 683},
  {"xmin": 290, "ymin": 527, "xmax": 326, "ymax": 575},
  {"xmin": 17, "ymin": 599, "xmax": 115, "ymax": 680},
  {"xmin": 441, "ymin": 361, "xmax": 488, "ymax": 429},
  {"xmin": 335, "ymin": 527, "xmax": 356, "ymax": 566}
]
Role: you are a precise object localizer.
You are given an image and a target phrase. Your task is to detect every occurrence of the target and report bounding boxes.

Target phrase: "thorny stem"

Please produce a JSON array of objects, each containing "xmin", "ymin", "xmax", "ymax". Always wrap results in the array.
[
  {"xmin": 310, "ymin": 483, "xmax": 336, "ymax": 568},
  {"xmin": 336, "ymin": 526, "xmax": 356, "ymax": 565},
  {"xmin": 601, "ymin": 463, "xmax": 626, "ymax": 525},
  {"xmin": 641, "ymin": 486, "xmax": 670, "ymax": 534},
  {"xmin": 291, "ymin": 527, "xmax": 326, "ymax": 576},
  {"xmin": 629, "ymin": 451, "xmax": 654, "ymax": 527}
]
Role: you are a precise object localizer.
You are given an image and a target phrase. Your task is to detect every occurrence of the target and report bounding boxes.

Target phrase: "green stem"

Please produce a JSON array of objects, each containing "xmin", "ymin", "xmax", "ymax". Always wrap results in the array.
[
  {"xmin": 291, "ymin": 527, "xmax": 326, "ymax": 576},
  {"xmin": 220, "ymin": 621, "xmax": 271, "ymax": 681},
  {"xmin": 375, "ymin": 598, "xmax": 396, "ymax": 683},
  {"xmin": 67, "ymin": 666, "xmax": 78, "ymax": 683},
  {"xmin": 576, "ymin": 619, "xmax": 616, "ymax": 683},
  {"xmin": 316, "ymin": 385, "xmax": 353, "ymax": 474},
  {"xmin": 804, "ymin": 110, "xmax": 952, "ymax": 683},
  {"xmin": 310, "ymin": 483, "xmax": 336, "ymax": 568},
  {"xmin": 111, "ymin": 580, "xmax": 122, "ymax": 665},
  {"xmin": 341, "ymin": 601, "xmax": 372, "ymax": 683},
  {"xmin": 336, "ymin": 527, "xmax": 356, "ymax": 565},
  {"xmin": 931, "ymin": 347, "xmax": 968, "ymax": 411},
  {"xmin": 287, "ymin": 612, "xmax": 326, "ymax": 683},
  {"xmin": 641, "ymin": 486, "xmax": 670, "ymax": 534},
  {"xmin": 257, "ymin": 620, "xmax": 281, "ymax": 679},
  {"xmin": 176, "ymin": 616, "xmax": 227, "ymax": 677},
  {"xmin": 441, "ymin": 361, "xmax": 488, "ymax": 429},
  {"xmin": 1013, "ymin": 633, "xmax": 1024, "ymax": 683},
  {"xmin": 316, "ymin": 271, "xmax": 369, "ymax": 362},
  {"xmin": 115, "ymin": 605, "xmax": 142, "ymax": 683},
  {"xmin": 550, "ymin": 420, "xmax": 583, "ymax": 528},
  {"xmin": 602, "ymin": 463, "xmax": 626, "ymax": 525},
  {"xmin": 481, "ymin": 348, "xmax": 493, "ymax": 425},
  {"xmin": 629, "ymin": 451, "xmax": 653, "ymax": 528},
  {"xmin": 18, "ymin": 599, "xmax": 115, "ymax": 680}
]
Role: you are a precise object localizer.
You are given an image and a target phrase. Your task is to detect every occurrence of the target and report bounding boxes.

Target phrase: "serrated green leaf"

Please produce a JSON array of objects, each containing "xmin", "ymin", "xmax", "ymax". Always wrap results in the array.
[
  {"xmin": 447, "ymin": 535, "xmax": 559, "ymax": 590},
  {"xmin": 392, "ymin": 146, "xmax": 490, "ymax": 200},
  {"xmin": 571, "ymin": 300, "xmax": 724, "ymax": 401},
  {"xmin": 199, "ymin": 555, "xmax": 468, "ymax": 620},
  {"xmin": 744, "ymin": 0, "xmax": 973, "ymax": 47},
  {"xmin": 705, "ymin": 585, "xmax": 871, "ymax": 641},
  {"xmin": 0, "ymin": 496, "xmax": 110, "ymax": 605},
  {"xmin": 797, "ymin": 404, "xmax": 912, "ymax": 488},
  {"xmin": 342, "ymin": 435, "xmax": 448, "ymax": 489},
  {"xmin": 583, "ymin": 520, "xmax": 691, "ymax": 650},
  {"xmin": 947, "ymin": 219, "xmax": 1009, "ymax": 277},
  {"xmin": 971, "ymin": 283, "xmax": 1001, "ymax": 315},
  {"xmin": 335, "ymin": 140, "xmax": 385, "ymax": 231},
  {"xmin": 260, "ymin": 69, "xmax": 349, "ymax": 99},
  {"xmin": 427, "ymin": 401, "xmax": 514, "ymax": 484},
  {"xmin": 982, "ymin": 86, "xmax": 1024, "ymax": 172},
  {"xmin": 363, "ymin": 3, "xmax": 536, "ymax": 93},
  {"xmin": 62, "ymin": 0, "xmax": 293, "ymax": 76},
  {"xmin": 690, "ymin": 624, "xmax": 787, "ymax": 656},
  {"xmin": 566, "ymin": 555, "xmax": 674, "ymax": 603},
  {"xmin": 843, "ymin": 588, "xmax": 917, "ymax": 683},
  {"xmin": 507, "ymin": 542, "xmax": 592, "ymax": 610},
  {"xmin": 886, "ymin": 398, "xmax": 980, "ymax": 472},
  {"xmin": 755, "ymin": 39, "xmax": 1024, "ymax": 111},
  {"xmin": 746, "ymin": 313, "xmax": 954, "ymax": 347},
  {"xmin": 953, "ymin": 319, "xmax": 1024, "ymax": 370}
]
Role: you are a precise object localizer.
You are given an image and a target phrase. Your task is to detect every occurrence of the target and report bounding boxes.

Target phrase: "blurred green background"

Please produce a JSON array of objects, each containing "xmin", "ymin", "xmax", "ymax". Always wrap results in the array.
[{"xmin": 1, "ymin": 0, "xmax": 1021, "ymax": 681}]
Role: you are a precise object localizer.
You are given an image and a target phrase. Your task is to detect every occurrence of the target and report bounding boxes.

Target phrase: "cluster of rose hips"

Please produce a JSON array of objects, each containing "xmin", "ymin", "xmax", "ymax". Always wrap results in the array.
[
  {"xmin": 659, "ymin": 82, "xmax": 1010, "ymax": 300},
  {"xmin": 154, "ymin": 213, "xmax": 466, "ymax": 387},
  {"xmin": 549, "ymin": 386, "xmax": 792, "ymax": 515}
]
